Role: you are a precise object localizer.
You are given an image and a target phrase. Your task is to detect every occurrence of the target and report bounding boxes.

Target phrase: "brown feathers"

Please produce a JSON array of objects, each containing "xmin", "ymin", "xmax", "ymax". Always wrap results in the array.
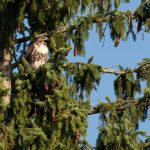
[{"xmin": 25, "ymin": 36, "xmax": 49, "ymax": 68}]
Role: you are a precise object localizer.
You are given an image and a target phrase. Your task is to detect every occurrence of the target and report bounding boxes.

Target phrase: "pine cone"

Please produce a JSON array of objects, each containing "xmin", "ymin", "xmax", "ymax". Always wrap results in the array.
[
  {"xmin": 26, "ymin": 144, "xmax": 30, "ymax": 150},
  {"xmin": 114, "ymin": 35, "xmax": 121, "ymax": 47},
  {"xmin": 17, "ymin": 23, "xmax": 21, "ymax": 33},
  {"xmin": 74, "ymin": 47, "xmax": 78, "ymax": 56},
  {"xmin": 44, "ymin": 83, "xmax": 49, "ymax": 91},
  {"xmin": 75, "ymin": 129, "xmax": 81, "ymax": 144},
  {"xmin": 52, "ymin": 109, "xmax": 57, "ymax": 122}
]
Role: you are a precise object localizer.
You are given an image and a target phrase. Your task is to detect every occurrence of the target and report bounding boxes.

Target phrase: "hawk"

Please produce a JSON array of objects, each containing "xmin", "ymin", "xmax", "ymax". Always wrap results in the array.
[{"xmin": 25, "ymin": 36, "xmax": 49, "ymax": 68}]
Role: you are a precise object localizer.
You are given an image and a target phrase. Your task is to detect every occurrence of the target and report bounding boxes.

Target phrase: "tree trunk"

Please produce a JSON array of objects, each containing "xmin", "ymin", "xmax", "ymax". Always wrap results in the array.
[
  {"xmin": 0, "ymin": 2, "xmax": 14, "ymax": 106},
  {"xmin": 0, "ymin": 47, "xmax": 11, "ymax": 106}
]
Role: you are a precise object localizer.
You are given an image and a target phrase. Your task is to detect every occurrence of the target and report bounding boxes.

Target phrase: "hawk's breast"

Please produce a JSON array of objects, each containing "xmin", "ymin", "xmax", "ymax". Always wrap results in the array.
[{"xmin": 30, "ymin": 43, "xmax": 49, "ymax": 68}]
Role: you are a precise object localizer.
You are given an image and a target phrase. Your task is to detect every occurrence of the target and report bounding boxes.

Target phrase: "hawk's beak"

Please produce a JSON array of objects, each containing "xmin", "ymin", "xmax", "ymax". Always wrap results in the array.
[{"xmin": 44, "ymin": 37, "xmax": 49, "ymax": 41}]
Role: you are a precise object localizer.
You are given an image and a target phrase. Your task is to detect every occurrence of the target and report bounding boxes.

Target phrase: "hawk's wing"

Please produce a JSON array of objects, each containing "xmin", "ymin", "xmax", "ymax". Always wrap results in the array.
[
  {"xmin": 24, "ymin": 42, "xmax": 35, "ymax": 63},
  {"xmin": 24, "ymin": 39, "xmax": 49, "ymax": 68}
]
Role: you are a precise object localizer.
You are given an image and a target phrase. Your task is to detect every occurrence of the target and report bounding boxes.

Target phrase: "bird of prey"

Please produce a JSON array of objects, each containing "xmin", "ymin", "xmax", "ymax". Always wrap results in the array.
[{"xmin": 24, "ymin": 36, "xmax": 49, "ymax": 68}]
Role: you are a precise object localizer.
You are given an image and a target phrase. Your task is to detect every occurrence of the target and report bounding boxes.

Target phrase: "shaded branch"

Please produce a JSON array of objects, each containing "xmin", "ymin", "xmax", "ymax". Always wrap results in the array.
[
  {"xmin": 15, "ymin": 36, "xmax": 31, "ymax": 44},
  {"xmin": 15, "ymin": 26, "xmax": 75, "ymax": 44},
  {"xmin": 145, "ymin": 142, "xmax": 150, "ymax": 148}
]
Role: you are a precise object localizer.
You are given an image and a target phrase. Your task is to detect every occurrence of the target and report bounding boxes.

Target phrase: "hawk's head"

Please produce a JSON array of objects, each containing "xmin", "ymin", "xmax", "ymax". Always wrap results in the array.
[{"xmin": 35, "ymin": 36, "xmax": 48, "ymax": 44}]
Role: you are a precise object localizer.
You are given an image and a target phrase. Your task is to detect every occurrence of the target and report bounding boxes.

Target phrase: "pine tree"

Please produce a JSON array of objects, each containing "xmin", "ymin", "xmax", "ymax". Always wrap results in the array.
[{"xmin": 0, "ymin": 0, "xmax": 150, "ymax": 150}]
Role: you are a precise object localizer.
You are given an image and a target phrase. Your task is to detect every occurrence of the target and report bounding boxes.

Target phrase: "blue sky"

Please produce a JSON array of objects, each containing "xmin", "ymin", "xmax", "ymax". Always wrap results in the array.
[{"xmin": 68, "ymin": 0, "xmax": 150, "ymax": 146}]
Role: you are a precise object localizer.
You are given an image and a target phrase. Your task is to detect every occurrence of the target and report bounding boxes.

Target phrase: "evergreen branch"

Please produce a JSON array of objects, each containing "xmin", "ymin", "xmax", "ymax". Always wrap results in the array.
[
  {"xmin": 88, "ymin": 97, "xmax": 150, "ymax": 115},
  {"xmin": 14, "ymin": 0, "xmax": 150, "ymax": 45},
  {"xmin": 15, "ymin": 10, "xmax": 141, "ymax": 44},
  {"xmin": 101, "ymin": 67, "xmax": 136, "ymax": 75},
  {"xmin": 14, "ymin": 15, "xmax": 109, "ymax": 44},
  {"xmin": 66, "ymin": 62, "xmax": 150, "ymax": 75},
  {"xmin": 15, "ymin": 33, "xmax": 49, "ymax": 43}
]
